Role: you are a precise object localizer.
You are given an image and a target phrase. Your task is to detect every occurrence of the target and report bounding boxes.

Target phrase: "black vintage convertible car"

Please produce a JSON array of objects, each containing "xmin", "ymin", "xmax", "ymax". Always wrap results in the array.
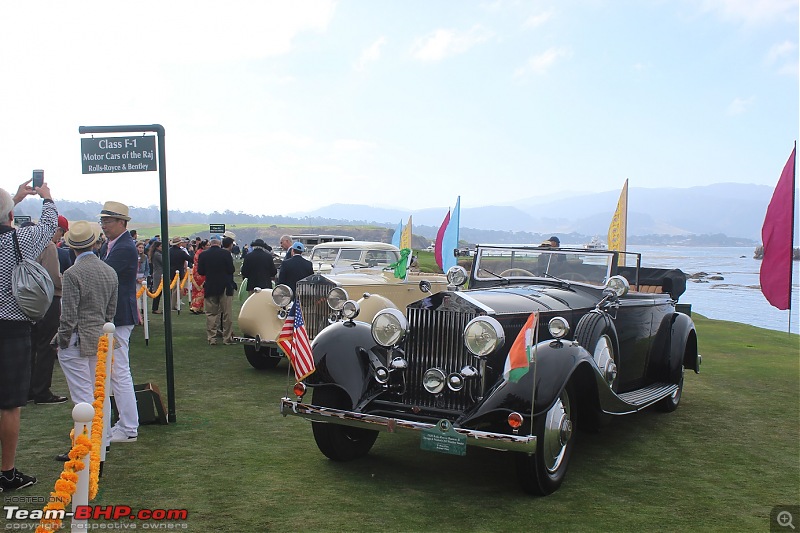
[{"xmin": 280, "ymin": 244, "xmax": 700, "ymax": 495}]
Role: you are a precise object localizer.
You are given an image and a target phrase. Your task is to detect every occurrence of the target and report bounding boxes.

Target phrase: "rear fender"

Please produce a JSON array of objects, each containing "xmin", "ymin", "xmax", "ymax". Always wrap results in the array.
[{"xmin": 671, "ymin": 312, "xmax": 699, "ymax": 374}]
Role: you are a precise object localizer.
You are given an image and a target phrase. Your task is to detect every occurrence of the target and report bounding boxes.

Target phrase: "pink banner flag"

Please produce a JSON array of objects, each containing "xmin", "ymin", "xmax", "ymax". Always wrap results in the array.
[
  {"xmin": 435, "ymin": 210, "xmax": 450, "ymax": 270},
  {"xmin": 759, "ymin": 146, "xmax": 796, "ymax": 310}
]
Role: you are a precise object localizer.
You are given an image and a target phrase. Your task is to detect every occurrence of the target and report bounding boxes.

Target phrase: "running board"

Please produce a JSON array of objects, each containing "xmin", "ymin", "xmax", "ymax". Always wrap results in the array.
[{"xmin": 616, "ymin": 382, "xmax": 678, "ymax": 409}]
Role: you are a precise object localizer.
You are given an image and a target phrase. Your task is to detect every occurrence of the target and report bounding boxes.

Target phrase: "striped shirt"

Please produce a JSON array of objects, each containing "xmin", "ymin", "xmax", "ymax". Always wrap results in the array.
[{"xmin": 0, "ymin": 200, "xmax": 58, "ymax": 321}]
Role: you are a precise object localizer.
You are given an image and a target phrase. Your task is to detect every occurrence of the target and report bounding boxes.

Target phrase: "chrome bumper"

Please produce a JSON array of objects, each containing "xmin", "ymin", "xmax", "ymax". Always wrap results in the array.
[
  {"xmin": 232, "ymin": 336, "xmax": 278, "ymax": 348},
  {"xmin": 280, "ymin": 397, "xmax": 537, "ymax": 453}
]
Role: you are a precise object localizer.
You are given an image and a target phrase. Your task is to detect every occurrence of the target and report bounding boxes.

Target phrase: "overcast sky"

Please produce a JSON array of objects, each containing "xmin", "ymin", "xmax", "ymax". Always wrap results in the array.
[{"xmin": 0, "ymin": 0, "xmax": 796, "ymax": 216}]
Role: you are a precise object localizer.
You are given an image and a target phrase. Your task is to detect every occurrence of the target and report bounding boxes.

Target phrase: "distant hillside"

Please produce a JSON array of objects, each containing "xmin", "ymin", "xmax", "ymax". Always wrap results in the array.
[
  {"xmin": 294, "ymin": 183, "xmax": 799, "ymax": 242},
  {"xmin": 14, "ymin": 182, "xmax": 795, "ymax": 246}
]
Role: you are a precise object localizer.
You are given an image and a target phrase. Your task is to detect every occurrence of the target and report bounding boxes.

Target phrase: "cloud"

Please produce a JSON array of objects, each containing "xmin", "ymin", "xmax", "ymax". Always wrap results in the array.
[
  {"xmin": 514, "ymin": 47, "xmax": 570, "ymax": 77},
  {"xmin": 697, "ymin": 0, "xmax": 797, "ymax": 25},
  {"xmin": 354, "ymin": 37, "xmax": 388, "ymax": 71},
  {"xmin": 766, "ymin": 40, "xmax": 799, "ymax": 76},
  {"xmin": 726, "ymin": 96, "xmax": 755, "ymax": 115},
  {"xmin": 332, "ymin": 139, "xmax": 377, "ymax": 151},
  {"xmin": 410, "ymin": 25, "xmax": 494, "ymax": 62},
  {"xmin": 523, "ymin": 8, "xmax": 555, "ymax": 29},
  {"xmin": 0, "ymin": 0, "xmax": 337, "ymax": 65}
]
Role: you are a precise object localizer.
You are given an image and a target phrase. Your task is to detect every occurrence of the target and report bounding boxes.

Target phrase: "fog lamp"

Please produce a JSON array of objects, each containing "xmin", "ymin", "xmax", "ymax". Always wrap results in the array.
[
  {"xmin": 548, "ymin": 317, "xmax": 570, "ymax": 339},
  {"xmin": 375, "ymin": 366, "xmax": 390, "ymax": 384},
  {"xmin": 423, "ymin": 368, "xmax": 446, "ymax": 394},
  {"xmin": 341, "ymin": 300, "xmax": 360, "ymax": 320},
  {"xmin": 447, "ymin": 373, "xmax": 464, "ymax": 391}
]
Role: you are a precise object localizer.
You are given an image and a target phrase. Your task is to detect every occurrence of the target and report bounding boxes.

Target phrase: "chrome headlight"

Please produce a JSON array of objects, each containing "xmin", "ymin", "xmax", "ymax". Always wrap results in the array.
[
  {"xmin": 341, "ymin": 300, "xmax": 360, "ymax": 320},
  {"xmin": 371, "ymin": 308, "xmax": 408, "ymax": 347},
  {"xmin": 327, "ymin": 287, "xmax": 349, "ymax": 310},
  {"xmin": 548, "ymin": 317, "xmax": 570, "ymax": 339},
  {"xmin": 423, "ymin": 368, "xmax": 446, "ymax": 394},
  {"xmin": 605, "ymin": 275, "xmax": 630, "ymax": 298},
  {"xmin": 464, "ymin": 316, "xmax": 505, "ymax": 357},
  {"xmin": 272, "ymin": 284, "xmax": 293, "ymax": 307},
  {"xmin": 446, "ymin": 265, "xmax": 468, "ymax": 287}
]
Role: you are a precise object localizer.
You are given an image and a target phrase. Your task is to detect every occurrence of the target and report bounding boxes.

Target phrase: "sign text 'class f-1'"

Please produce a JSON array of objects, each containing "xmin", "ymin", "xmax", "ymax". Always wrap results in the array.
[{"xmin": 81, "ymin": 136, "xmax": 157, "ymax": 174}]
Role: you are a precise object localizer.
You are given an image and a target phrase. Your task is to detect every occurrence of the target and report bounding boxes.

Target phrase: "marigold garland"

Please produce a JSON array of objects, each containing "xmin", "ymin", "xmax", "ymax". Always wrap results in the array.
[
  {"xmin": 135, "ymin": 270, "xmax": 187, "ymax": 300},
  {"xmin": 89, "ymin": 336, "xmax": 109, "ymax": 499},
  {"xmin": 36, "ymin": 433, "xmax": 91, "ymax": 533}
]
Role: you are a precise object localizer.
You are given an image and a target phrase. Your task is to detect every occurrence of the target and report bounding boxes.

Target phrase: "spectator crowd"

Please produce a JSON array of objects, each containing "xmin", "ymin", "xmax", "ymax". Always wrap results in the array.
[{"xmin": 0, "ymin": 180, "xmax": 310, "ymax": 493}]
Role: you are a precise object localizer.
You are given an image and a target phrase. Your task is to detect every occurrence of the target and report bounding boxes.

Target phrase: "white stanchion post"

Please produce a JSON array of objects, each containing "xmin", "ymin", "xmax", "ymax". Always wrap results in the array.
[
  {"xmin": 71, "ymin": 402, "xmax": 94, "ymax": 531},
  {"xmin": 174, "ymin": 270, "xmax": 181, "ymax": 313},
  {"xmin": 141, "ymin": 280, "xmax": 150, "ymax": 345},
  {"xmin": 101, "ymin": 323, "xmax": 115, "ymax": 465}
]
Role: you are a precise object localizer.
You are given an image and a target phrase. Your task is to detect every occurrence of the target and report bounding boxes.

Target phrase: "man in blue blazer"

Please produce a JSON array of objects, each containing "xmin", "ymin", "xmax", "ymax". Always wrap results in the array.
[{"xmin": 98, "ymin": 201, "xmax": 139, "ymax": 443}]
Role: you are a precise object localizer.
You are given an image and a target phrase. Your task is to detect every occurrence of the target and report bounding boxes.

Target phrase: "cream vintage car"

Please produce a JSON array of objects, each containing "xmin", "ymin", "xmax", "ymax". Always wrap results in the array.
[
  {"xmin": 307, "ymin": 241, "xmax": 402, "ymax": 274},
  {"xmin": 236, "ymin": 242, "xmax": 448, "ymax": 369}
]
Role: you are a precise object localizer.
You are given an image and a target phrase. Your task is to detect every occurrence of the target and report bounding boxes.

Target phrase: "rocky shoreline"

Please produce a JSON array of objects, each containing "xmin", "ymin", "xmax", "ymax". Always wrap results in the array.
[{"xmin": 753, "ymin": 245, "xmax": 800, "ymax": 260}]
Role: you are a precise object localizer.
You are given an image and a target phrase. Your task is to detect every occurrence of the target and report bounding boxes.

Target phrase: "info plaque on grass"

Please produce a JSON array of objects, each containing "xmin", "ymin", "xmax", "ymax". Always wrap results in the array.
[{"xmin": 421, "ymin": 419, "xmax": 466, "ymax": 456}]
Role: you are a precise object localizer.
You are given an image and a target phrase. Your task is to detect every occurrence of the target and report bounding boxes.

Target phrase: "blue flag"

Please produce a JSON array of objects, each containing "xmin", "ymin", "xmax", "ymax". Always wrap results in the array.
[
  {"xmin": 391, "ymin": 219, "xmax": 402, "ymax": 248},
  {"xmin": 441, "ymin": 197, "xmax": 460, "ymax": 272}
]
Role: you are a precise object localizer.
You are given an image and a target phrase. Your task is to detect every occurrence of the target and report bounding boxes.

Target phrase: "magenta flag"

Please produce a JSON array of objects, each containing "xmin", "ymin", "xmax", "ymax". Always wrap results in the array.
[
  {"xmin": 435, "ymin": 210, "xmax": 450, "ymax": 270},
  {"xmin": 760, "ymin": 146, "xmax": 796, "ymax": 310}
]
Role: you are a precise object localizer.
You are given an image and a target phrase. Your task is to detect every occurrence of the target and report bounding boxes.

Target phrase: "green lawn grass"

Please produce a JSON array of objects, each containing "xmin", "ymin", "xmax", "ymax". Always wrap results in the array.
[{"xmin": 13, "ymin": 292, "xmax": 800, "ymax": 532}]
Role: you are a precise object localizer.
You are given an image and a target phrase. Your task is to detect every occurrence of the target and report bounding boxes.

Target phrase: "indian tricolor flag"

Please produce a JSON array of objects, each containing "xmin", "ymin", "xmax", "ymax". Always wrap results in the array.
[{"xmin": 504, "ymin": 313, "xmax": 538, "ymax": 383}]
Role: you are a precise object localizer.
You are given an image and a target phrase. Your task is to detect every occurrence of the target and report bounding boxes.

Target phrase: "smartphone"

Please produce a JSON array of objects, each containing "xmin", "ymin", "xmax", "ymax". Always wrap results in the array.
[{"xmin": 32, "ymin": 169, "xmax": 44, "ymax": 189}]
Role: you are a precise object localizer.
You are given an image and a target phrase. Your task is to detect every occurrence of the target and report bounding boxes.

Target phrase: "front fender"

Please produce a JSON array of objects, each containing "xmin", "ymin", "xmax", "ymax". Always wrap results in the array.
[
  {"xmin": 306, "ymin": 320, "xmax": 377, "ymax": 408},
  {"xmin": 465, "ymin": 340, "xmax": 591, "ymax": 424},
  {"xmin": 356, "ymin": 293, "xmax": 398, "ymax": 324},
  {"xmin": 237, "ymin": 289, "xmax": 283, "ymax": 342}
]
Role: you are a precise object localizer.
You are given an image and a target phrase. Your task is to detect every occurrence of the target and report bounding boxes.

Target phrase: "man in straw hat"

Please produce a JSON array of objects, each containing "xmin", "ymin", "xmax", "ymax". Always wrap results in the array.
[
  {"xmin": 55, "ymin": 221, "xmax": 118, "ymax": 461},
  {"xmin": 97, "ymin": 201, "xmax": 139, "ymax": 443},
  {"xmin": 0, "ymin": 179, "xmax": 58, "ymax": 492}
]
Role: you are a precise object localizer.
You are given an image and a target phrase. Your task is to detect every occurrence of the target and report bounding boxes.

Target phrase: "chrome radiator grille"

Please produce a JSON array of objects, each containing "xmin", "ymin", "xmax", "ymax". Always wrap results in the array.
[
  {"xmin": 405, "ymin": 307, "xmax": 478, "ymax": 411},
  {"xmin": 296, "ymin": 277, "xmax": 336, "ymax": 340}
]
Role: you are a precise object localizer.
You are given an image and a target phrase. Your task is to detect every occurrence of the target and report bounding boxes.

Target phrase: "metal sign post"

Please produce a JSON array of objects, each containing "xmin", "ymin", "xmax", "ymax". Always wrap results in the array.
[{"xmin": 78, "ymin": 124, "xmax": 176, "ymax": 423}]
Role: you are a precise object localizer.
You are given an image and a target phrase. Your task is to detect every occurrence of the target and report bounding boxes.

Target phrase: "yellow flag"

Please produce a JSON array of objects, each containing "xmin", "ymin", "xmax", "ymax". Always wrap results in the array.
[
  {"xmin": 399, "ymin": 215, "xmax": 413, "ymax": 250},
  {"xmin": 607, "ymin": 179, "xmax": 628, "ymax": 264}
]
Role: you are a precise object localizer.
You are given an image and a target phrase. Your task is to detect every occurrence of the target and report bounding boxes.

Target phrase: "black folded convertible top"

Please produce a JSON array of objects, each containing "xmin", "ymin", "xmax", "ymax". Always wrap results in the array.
[{"xmin": 639, "ymin": 267, "xmax": 687, "ymax": 300}]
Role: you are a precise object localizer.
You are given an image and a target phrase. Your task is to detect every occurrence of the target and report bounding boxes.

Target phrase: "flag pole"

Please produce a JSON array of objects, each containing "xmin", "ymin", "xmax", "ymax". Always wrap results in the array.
[{"xmin": 788, "ymin": 141, "xmax": 796, "ymax": 334}]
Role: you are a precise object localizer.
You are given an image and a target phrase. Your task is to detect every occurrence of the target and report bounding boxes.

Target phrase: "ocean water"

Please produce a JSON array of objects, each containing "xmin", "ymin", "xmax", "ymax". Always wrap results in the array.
[{"xmin": 627, "ymin": 246, "xmax": 800, "ymax": 335}]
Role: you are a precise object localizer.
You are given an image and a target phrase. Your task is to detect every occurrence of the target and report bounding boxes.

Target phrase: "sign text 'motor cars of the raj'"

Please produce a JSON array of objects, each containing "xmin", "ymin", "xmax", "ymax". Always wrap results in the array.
[{"xmin": 80, "ymin": 136, "xmax": 157, "ymax": 174}]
